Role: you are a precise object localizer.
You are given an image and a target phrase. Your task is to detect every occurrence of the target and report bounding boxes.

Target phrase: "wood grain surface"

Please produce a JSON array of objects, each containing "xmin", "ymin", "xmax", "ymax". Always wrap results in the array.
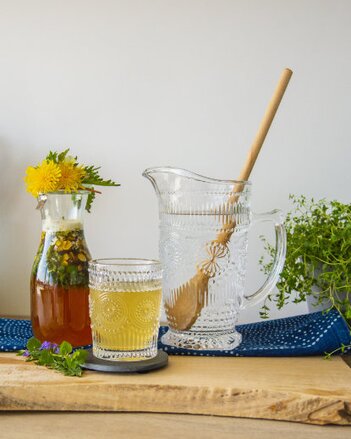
[
  {"xmin": 1, "ymin": 412, "xmax": 351, "ymax": 439},
  {"xmin": 1, "ymin": 353, "xmax": 351, "ymax": 426}
]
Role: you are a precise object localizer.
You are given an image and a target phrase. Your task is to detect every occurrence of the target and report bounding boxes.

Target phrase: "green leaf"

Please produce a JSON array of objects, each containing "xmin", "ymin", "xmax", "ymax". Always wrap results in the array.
[
  {"xmin": 45, "ymin": 148, "xmax": 71, "ymax": 163},
  {"xmin": 45, "ymin": 150, "xmax": 58, "ymax": 163},
  {"xmin": 57, "ymin": 148, "xmax": 70, "ymax": 162},
  {"xmin": 72, "ymin": 349, "xmax": 88, "ymax": 364},
  {"xmin": 82, "ymin": 165, "xmax": 120, "ymax": 188},
  {"xmin": 85, "ymin": 192, "xmax": 95, "ymax": 213},
  {"xmin": 59, "ymin": 341, "xmax": 73, "ymax": 355},
  {"xmin": 37, "ymin": 349, "xmax": 54, "ymax": 365},
  {"xmin": 27, "ymin": 337, "xmax": 41, "ymax": 351}
]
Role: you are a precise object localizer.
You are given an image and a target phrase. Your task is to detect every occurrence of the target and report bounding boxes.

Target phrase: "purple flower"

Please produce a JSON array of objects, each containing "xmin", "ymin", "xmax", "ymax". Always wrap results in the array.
[
  {"xmin": 22, "ymin": 349, "xmax": 30, "ymax": 357},
  {"xmin": 40, "ymin": 341, "xmax": 59, "ymax": 352},
  {"xmin": 40, "ymin": 341, "xmax": 52, "ymax": 350}
]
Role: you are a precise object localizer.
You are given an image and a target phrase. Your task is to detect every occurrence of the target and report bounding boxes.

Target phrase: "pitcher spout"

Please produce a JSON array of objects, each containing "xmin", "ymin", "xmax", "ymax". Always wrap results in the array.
[
  {"xmin": 142, "ymin": 166, "xmax": 200, "ymax": 195},
  {"xmin": 143, "ymin": 166, "xmax": 252, "ymax": 214},
  {"xmin": 143, "ymin": 166, "xmax": 246, "ymax": 193},
  {"xmin": 142, "ymin": 167, "xmax": 167, "ymax": 196}
]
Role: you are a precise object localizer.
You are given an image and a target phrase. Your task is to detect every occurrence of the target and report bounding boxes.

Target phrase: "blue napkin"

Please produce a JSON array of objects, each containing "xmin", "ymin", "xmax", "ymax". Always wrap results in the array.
[{"xmin": 1, "ymin": 310, "xmax": 350, "ymax": 356}]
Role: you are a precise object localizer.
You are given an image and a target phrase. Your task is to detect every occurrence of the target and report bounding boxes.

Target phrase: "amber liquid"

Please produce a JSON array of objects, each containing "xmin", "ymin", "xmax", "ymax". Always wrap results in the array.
[
  {"xmin": 30, "ymin": 226, "xmax": 92, "ymax": 347},
  {"xmin": 31, "ymin": 277, "xmax": 92, "ymax": 347}
]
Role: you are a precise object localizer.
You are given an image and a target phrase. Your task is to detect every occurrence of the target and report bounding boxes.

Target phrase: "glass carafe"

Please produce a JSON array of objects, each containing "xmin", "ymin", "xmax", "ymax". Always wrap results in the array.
[
  {"xmin": 31, "ymin": 192, "xmax": 92, "ymax": 347},
  {"xmin": 143, "ymin": 167, "xmax": 286, "ymax": 350}
]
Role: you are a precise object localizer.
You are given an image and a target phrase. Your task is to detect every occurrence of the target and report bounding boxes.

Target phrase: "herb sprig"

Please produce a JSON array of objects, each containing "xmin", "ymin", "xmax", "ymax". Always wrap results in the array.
[
  {"xmin": 18, "ymin": 337, "xmax": 88, "ymax": 377},
  {"xmin": 260, "ymin": 195, "xmax": 351, "ymax": 320},
  {"xmin": 259, "ymin": 195, "xmax": 351, "ymax": 356}
]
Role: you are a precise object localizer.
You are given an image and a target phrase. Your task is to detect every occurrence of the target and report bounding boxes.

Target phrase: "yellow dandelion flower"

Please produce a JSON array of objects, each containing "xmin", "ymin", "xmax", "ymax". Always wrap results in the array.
[
  {"xmin": 78, "ymin": 253, "xmax": 87, "ymax": 262},
  {"xmin": 58, "ymin": 162, "xmax": 86, "ymax": 192},
  {"xmin": 24, "ymin": 160, "xmax": 61, "ymax": 197},
  {"xmin": 62, "ymin": 253, "xmax": 70, "ymax": 266},
  {"xmin": 62, "ymin": 241, "xmax": 72, "ymax": 250}
]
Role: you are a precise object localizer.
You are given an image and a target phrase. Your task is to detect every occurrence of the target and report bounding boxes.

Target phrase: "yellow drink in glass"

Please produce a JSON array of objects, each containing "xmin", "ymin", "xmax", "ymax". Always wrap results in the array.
[
  {"xmin": 89, "ymin": 259, "xmax": 162, "ymax": 361},
  {"xmin": 90, "ymin": 287, "xmax": 161, "ymax": 353}
]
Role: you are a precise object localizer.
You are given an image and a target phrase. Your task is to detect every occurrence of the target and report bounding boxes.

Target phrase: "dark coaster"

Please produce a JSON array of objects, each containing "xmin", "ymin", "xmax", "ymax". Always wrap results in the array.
[{"xmin": 82, "ymin": 349, "xmax": 168, "ymax": 373}]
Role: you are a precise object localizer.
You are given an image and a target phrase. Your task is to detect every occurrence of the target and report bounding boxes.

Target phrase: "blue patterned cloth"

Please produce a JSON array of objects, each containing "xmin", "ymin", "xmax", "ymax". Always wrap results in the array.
[{"xmin": 1, "ymin": 310, "xmax": 350, "ymax": 356}]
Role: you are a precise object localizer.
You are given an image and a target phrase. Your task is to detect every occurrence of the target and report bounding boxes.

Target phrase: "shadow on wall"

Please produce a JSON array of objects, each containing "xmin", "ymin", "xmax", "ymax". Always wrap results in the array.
[{"xmin": 0, "ymin": 139, "xmax": 38, "ymax": 315}]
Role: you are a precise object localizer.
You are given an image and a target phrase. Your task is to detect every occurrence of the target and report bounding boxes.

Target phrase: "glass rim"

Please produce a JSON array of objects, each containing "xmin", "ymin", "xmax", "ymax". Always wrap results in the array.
[
  {"xmin": 38, "ymin": 190, "xmax": 91, "ymax": 197},
  {"xmin": 143, "ymin": 166, "xmax": 252, "ymax": 186},
  {"xmin": 89, "ymin": 258, "xmax": 162, "ymax": 268}
]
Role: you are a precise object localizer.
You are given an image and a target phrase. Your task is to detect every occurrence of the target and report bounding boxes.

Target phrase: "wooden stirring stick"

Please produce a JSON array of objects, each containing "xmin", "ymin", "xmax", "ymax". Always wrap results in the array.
[{"xmin": 165, "ymin": 68, "xmax": 293, "ymax": 331}]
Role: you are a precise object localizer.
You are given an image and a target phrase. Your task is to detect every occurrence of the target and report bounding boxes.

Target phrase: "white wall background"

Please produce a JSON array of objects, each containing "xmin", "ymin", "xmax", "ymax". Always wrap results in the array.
[{"xmin": 0, "ymin": 0, "xmax": 350, "ymax": 322}]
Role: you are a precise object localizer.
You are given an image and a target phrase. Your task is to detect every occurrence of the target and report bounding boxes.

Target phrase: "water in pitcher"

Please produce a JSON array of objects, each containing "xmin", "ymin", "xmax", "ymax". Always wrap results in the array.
[{"xmin": 161, "ymin": 212, "xmax": 248, "ymax": 332}]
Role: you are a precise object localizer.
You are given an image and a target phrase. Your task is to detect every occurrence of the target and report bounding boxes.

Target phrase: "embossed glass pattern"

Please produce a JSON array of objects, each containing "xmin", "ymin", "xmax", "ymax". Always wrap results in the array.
[
  {"xmin": 143, "ymin": 167, "xmax": 286, "ymax": 351},
  {"xmin": 88, "ymin": 259, "xmax": 162, "ymax": 361}
]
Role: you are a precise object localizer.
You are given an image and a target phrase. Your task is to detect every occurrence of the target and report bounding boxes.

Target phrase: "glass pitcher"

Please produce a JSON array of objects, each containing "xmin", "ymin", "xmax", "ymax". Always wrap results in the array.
[
  {"xmin": 143, "ymin": 167, "xmax": 286, "ymax": 350},
  {"xmin": 31, "ymin": 192, "xmax": 92, "ymax": 347}
]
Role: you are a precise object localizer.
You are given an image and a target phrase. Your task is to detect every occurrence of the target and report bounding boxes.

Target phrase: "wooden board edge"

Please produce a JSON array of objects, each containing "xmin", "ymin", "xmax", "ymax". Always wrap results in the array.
[{"xmin": 1, "ymin": 383, "xmax": 351, "ymax": 426}]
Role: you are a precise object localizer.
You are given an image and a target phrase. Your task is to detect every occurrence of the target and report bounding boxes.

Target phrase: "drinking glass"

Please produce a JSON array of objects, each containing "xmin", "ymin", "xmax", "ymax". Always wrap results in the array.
[{"xmin": 88, "ymin": 258, "xmax": 162, "ymax": 361}]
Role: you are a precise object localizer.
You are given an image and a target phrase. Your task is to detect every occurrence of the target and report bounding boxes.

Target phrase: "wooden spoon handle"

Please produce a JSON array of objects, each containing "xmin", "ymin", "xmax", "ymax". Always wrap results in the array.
[
  {"xmin": 234, "ymin": 68, "xmax": 293, "ymax": 194},
  {"xmin": 168, "ymin": 68, "xmax": 293, "ymax": 331}
]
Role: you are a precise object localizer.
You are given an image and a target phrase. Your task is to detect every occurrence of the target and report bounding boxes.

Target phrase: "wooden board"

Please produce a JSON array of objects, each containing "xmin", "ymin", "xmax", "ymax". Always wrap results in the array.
[
  {"xmin": 1, "ymin": 412, "xmax": 351, "ymax": 439},
  {"xmin": 1, "ymin": 353, "xmax": 351, "ymax": 426}
]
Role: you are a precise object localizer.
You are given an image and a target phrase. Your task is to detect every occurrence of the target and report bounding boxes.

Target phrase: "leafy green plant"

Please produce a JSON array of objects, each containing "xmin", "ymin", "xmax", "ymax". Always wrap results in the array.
[
  {"xmin": 18, "ymin": 338, "xmax": 88, "ymax": 377},
  {"xmin": 260, "ymin": 195, "xmax": 351, "ymax": 322},
  {"xmin": 260, "ymin": 195, "xmax": 351, "ymax": 357}
]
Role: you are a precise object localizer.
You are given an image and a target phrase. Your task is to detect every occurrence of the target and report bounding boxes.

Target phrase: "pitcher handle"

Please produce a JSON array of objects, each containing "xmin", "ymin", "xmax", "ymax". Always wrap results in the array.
[{"xmin": 243, "ymin": 209, "xmax": 286, "ymax": 306}]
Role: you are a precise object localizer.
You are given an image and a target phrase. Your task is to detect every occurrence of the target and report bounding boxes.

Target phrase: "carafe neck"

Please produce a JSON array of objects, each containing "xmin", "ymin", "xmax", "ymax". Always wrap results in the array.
[{"xmin": 38, "ymin": 192, "xmax": 88, "ymax": 232}]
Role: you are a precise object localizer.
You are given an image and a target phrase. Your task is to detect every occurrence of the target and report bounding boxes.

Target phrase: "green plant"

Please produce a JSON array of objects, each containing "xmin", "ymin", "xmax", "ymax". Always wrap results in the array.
[
  {"xmin": 18, "ymin": 338, "xmax": 88, "ymax": 377},
  {"xmin": 260, "ymin": 195, "xmax": 351, "ymax": 324}
]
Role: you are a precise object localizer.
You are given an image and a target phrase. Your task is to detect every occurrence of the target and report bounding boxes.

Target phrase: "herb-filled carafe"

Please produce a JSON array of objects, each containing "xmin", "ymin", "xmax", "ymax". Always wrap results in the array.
[{"xmin": 31, "ymin": 192, "xmax": 92, "ymax": 347}]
